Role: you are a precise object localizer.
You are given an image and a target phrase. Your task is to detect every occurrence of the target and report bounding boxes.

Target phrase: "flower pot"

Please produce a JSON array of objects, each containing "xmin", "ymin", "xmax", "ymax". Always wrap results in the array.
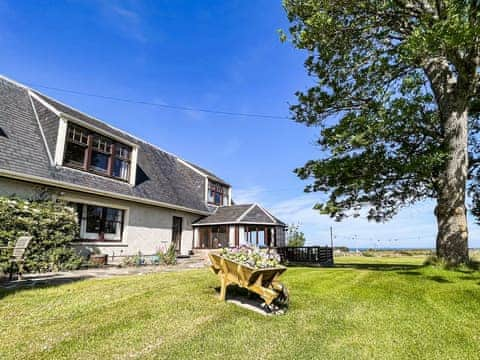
[{"xmin": 90, "ymin": 254, "xmax": 108, "ymax": 266}]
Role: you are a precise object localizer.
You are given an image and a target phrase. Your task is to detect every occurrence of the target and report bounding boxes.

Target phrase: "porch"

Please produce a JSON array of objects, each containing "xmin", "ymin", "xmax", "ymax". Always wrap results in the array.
[
  {"xmin": 195, "ymin": 224, "xmax": 284, "ymax": 249},
  {"xmin": 192, "ymin": 203, "xmax": 286, "ymax": 250}
]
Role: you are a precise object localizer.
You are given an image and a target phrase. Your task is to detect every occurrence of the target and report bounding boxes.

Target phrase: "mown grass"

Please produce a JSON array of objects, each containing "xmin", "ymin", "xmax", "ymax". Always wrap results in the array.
[{"xmin": 1, "ymin": 256, "xmax": 480, "ymax": 359}]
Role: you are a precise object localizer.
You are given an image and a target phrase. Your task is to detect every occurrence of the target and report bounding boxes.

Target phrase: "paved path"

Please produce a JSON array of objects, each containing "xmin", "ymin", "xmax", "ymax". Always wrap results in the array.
[{"xmin": 0, "ymin": 257, "xmax": 207, "ymax": 290}]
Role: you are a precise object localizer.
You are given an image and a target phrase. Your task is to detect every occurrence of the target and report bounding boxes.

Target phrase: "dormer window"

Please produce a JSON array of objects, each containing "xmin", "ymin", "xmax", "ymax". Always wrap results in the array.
[
  {"xmin": 208, "ymin": 181, "xmax": 229, "ymax": 206},
  {"xmin": 63, "ymin": 123, "xmax": 131, "ymax": 181}
]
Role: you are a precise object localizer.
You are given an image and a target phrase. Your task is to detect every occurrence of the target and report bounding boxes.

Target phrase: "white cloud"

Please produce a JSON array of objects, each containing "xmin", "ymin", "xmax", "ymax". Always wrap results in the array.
[
  {"xmin": 98, "ymin": 1, "xmax": 148, "ymax": 43},
  {"xmin": 234, "ymin": 186, "xmax": 265, "ymax": 204},
  {"xmin": 110, "ymin": 5, "xmax": 141, "ymax": 22}
]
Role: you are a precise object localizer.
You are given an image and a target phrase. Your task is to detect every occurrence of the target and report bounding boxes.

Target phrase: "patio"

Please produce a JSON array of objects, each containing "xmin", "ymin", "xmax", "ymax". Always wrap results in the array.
[{"xmin": 0, "ymin": 256, "xmax": 206, "ymax": 290}]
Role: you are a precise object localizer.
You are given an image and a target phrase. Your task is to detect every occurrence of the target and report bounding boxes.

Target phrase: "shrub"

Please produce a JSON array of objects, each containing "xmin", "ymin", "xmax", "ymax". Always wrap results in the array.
[
  {"xmin": 423, "ymin": 255, "xmax": 478, "ymax": 270},
  {"xmin": 362, "ymin": 250, "xmax": 376, "ymax": 257},
  {"xmin": 158, "ymin": 243, "xmax": 177, "ymax": 265},
  {"xmin": 0, "ymin": 197, "xmax": 83, "ymax": 273},
  {"xmin": 121, "ymin": 255, "xmax": 136, "ymax": 267}
]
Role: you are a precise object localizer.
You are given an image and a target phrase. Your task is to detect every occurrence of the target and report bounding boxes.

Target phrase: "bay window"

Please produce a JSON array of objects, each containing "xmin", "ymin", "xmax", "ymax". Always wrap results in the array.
[{"xmin": 63, "ymin": 123, "xmax": 132, "ymax": 181}]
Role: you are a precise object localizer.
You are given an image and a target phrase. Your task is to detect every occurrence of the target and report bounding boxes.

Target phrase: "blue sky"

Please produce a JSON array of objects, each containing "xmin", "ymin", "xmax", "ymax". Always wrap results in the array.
[{"xmin": 1, "ymin": 0, "xmax": 478, "ymax": 249}]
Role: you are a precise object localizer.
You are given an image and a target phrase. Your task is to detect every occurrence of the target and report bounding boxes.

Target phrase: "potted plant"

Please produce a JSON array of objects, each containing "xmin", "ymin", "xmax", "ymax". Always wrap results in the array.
[{"xmin": 88, "ymin": 248, "xmax": 108, "ymax": 266}]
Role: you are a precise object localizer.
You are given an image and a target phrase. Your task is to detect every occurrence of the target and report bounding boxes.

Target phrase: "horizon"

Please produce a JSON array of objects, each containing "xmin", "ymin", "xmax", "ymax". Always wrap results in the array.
[{"xmin": 1, "ymin": 1, "xmax": 479, "ymax": 249}]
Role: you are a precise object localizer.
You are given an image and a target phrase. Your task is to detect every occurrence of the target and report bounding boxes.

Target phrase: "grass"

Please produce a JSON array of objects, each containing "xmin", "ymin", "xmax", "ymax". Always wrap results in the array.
[{"xmin": 2, "ymin": 256, "xmax": 480, "ymax": 359}]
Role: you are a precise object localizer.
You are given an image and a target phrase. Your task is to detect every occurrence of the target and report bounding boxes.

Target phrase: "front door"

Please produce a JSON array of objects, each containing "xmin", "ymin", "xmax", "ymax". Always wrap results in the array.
[{"xmin": 172, "ymin": 216, "xmax": 183, "ymax": 253}]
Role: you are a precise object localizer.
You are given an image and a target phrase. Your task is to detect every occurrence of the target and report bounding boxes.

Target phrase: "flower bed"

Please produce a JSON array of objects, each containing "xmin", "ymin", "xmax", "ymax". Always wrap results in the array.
[{"xmin": 220, "ymin": 246, "xmax": 282, "ymax": 269}]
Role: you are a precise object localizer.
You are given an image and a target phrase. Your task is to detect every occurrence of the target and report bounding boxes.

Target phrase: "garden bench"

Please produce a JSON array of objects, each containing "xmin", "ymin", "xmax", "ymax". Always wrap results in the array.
[{"xmin": 8, "ymin": 236, "xmax": 32, "ymax": 281}]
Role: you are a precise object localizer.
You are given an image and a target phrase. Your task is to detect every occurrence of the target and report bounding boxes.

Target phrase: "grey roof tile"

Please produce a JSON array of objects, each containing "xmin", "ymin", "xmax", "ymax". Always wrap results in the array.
[
  {"xmin": 184, "ymin": 161, "xmax": 230, "ymax": 185},
  {"xmin": 0, "ymin": 77, "xmax": 216, "ymax": 213},
  {"xmin": 193, "ymin": 204, "xmax": 285, "ymax": 225},
  {"xmin": 193, "ymin": 204, "xmax": 252, "ymax": 224}
]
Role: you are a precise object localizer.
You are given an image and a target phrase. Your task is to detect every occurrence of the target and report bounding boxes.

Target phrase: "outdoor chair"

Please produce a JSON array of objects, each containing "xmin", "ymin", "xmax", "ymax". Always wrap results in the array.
[{"xmin": 9, "ymin": 236, "xmax": 32, "ymax": 281}]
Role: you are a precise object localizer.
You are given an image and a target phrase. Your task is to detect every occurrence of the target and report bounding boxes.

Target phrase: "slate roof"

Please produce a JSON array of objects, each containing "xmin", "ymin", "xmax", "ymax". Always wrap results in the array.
[
  {"xmin": 184, "ymin": 161, "xmax": 229, "ymax": 186},
  {"xmin": 193, "ymin": 204, "xmax": 286, "ymax": 226},
  {"xmin": 0, "ymin": 76, "xmax": 232, "ymax": 214}
]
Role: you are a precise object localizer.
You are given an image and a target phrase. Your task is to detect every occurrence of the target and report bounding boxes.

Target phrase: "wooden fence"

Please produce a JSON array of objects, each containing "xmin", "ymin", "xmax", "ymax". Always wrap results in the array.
[{"xmin": 276, "ymin": 246, "xmax": 334, "ymax": 265}]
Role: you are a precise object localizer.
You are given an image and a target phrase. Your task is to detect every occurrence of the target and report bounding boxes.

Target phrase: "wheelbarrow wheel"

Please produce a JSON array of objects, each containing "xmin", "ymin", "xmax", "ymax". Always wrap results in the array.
[{"xmin": 273, "ymin": 282, "xmax": 289, "ymax": 309}]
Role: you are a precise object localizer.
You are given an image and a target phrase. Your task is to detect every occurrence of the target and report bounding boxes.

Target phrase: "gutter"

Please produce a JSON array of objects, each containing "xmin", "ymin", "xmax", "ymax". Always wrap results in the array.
[{"xmin": 0, "ymin": 169, "xmax": 211, "ymax": 216}]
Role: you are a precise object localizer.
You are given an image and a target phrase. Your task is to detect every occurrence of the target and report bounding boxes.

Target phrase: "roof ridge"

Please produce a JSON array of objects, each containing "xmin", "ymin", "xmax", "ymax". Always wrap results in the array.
[
  {"xmin": 237, "ymin": 203, "xmax": 257, "ymax": 222},
  {"xmin": 28, "ymin": 93, "xmax": 55, "ymax": 165},
  {"xmin": 254, "ymin": 203, "xmax": 277, "ymax": 223}
]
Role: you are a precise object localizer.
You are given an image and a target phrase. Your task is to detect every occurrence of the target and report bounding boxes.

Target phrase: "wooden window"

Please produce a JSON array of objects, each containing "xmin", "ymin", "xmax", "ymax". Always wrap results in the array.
[
  {"xmin": 198, "ymin": 225, "xmax": 229, "ymax": 248},
  {"xmin": 74, "ymin": 203, "xmax": 124, "ymax": 242},
  {"xmin": 208, "ymin": 181, "xmax": 229, "ymax": 206},
  {"xmin": 112, "ymin": 144, "xmax": 131, "ymax": 179},
  {"xmin": 63, "ymin": 123, "xmax": 131, "ymax": 181},
  {"xmin": 64, "ymin": 125, "xmax": 89, "ymax": 168},
  {"xmin": 244, "ymin": 226, "xmax": 269, "ymax": 247}
]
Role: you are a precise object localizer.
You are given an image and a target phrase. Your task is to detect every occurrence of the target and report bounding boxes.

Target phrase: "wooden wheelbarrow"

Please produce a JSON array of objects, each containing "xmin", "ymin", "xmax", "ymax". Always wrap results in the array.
[{"xmin": 209, "ymin": 253, "xmax": 289, "ymax": 312}]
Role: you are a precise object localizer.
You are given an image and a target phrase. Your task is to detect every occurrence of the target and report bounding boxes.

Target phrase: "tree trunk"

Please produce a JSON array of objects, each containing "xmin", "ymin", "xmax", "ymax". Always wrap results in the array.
[{"xmin": 435, "ymin": 106, "xmax": 469, "ymax": 265}]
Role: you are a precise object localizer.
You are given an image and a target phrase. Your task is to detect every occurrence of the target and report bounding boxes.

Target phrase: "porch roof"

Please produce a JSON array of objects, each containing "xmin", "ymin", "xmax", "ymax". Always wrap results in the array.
[{"xmin": 193, "ymin": 203, "xmax": 286, "ymax": 226}]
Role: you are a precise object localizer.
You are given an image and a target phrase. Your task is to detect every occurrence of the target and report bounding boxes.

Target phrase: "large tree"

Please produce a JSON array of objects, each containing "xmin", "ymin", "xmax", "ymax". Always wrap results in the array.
[{"xmin": 282, "ymin": 0, "xmax": 480, "ymax": 264}]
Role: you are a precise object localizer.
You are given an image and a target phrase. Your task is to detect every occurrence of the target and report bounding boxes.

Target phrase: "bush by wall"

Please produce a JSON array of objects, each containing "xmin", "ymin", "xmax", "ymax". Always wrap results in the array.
[{"xmin": 0, "ymin": 197, "xmax": 83, "ymax": 273}]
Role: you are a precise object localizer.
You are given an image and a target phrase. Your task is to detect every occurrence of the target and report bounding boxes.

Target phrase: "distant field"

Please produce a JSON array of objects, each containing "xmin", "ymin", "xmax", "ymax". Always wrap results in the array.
[
  {"xmin": 335, "ymin": 255, "xmax": 426, "ymax": 266},
  {"xmin": 1, "ymin": 256, "xmax": 480, "ymax": 359},
  {"xmin": 336, "ymin": 249, "xmax": 480, "ymax": 262}
]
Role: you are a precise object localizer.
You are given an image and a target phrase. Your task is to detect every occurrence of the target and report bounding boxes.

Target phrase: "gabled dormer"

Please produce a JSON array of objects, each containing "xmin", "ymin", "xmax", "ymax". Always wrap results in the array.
[
  {"xmin": 207, "ymin": 180, "xmax": 231, "ymax": 207},
  {"xmin": 29, "ymin": 90, "xmax": 139, "ymax": 186},
  {"xmin": 58, "ymin": 120, "xmax": 138, "ymax": 184},
  {"xmin": 176, "ymin": 159, "xmax": 231, "ymax": 207}
]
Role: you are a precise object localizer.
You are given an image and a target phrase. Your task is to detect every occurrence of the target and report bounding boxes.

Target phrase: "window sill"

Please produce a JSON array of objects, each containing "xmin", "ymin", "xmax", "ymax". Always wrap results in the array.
[
  {"xmin": 58, "ymin": 164, "xmax": 133, "ymax": 186},
  {"xmin": 71, "ymin": 242, "xmax": 128, "ymax": 247}
]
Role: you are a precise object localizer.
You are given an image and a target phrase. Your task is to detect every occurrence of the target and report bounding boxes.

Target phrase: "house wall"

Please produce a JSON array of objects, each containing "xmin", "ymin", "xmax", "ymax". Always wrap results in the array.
[
  {"xmin": 0, "ymin": 176, "xmax": 201, "ymax": 259},
  {"xmin": 238, "ymin": 225, "xmax": 246, "ymax": 246},
  {"xmin": 229, "ymin": 225, "xmax": 235, "ymax": 247}
]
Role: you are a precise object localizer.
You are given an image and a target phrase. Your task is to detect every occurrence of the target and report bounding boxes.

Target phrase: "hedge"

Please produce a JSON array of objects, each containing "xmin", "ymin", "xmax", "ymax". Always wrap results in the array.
[{"xmin": 0, "ymin": 197, "xmax": 83, "ymax": 273}]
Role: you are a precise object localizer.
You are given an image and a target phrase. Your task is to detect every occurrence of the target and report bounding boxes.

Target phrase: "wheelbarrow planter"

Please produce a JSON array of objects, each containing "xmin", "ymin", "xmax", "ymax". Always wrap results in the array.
[{"xmin": 209, "ymin": 252, "xmax": 289, "ymax": 312}]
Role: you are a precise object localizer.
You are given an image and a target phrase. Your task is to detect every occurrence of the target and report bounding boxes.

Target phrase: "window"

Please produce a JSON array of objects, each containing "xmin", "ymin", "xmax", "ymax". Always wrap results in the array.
[
  {"xmin": 63, "ymin": 123, "xmax": 132, "ymax": 181},
  {"xmin": 89, "ymin": 135, "xmax": 111, "ymax": 173},
  {"xmin": 198, "ymin": 225, "xmax": 229, "ymax": 248},
  {"xmin": 244, "ymin": 226, "xmax": 273, "ymax": 247},
  {"xmin": 64, "ymin": 125, "xmax": 88, "ymax": 167},
  {"xmin": 208, "ymin": 181, "xmax": 229, "ymax": 206},
  {"xmin": 113, "ymin": 145, "xmax": 130, "ymax": 179},
  {"xmin": 75, "ymin": 204, "xmax": 124, "ymax": 241}
]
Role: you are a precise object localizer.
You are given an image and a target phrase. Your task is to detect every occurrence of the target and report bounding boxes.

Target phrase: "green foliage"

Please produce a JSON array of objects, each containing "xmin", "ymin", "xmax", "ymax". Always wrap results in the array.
[
  {"xmin": 0, "ymin": 197, "xmax": 83, "ymax": 273},
  {"xmin": 121, "ymin": 252, "xmax": 145, "ymax": 267},
  {"xmin": 282, "ymin": 0, "xmax": 480, "ymax": 222},
  {"xmin": 157, "ymin": 243, "xmax": 177, "ymax": 265},
  {"xmin": 286, "ymin": 224, "xmax": 306, "ymax": 247},
  {"xmin": 221, "ymin": 246, "xmax": 282, "ymax": 268},
  {"xmin": 424, "ymin": 254, "xmax": 479, "ymax": 270}
]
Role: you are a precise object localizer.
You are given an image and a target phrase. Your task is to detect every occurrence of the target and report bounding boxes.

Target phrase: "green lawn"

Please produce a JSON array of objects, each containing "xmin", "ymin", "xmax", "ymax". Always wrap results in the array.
[{"xmin": 2, "ymin": 256, "xmax": 480, "ymax": 359}]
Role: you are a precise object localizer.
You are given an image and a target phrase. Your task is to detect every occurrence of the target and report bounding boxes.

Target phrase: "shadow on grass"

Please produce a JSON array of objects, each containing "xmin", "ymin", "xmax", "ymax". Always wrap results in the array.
[
  {"xmin": 334, "ymin": 262, "xmax": 424, "ymax": 271},
  {"xmin": 0, "ymin": 274, "xmax": 95, "ymax": 300}
]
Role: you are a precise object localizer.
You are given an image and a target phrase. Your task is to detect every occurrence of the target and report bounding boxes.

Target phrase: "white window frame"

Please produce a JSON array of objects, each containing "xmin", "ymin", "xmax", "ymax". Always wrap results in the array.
[
  {"xmin": 80, "ymin": 204, "xmax": 123, "ymax": 241},
  {"xmin": 61, "ymin": 196, "xmax": 129, "ymax": 243}
]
